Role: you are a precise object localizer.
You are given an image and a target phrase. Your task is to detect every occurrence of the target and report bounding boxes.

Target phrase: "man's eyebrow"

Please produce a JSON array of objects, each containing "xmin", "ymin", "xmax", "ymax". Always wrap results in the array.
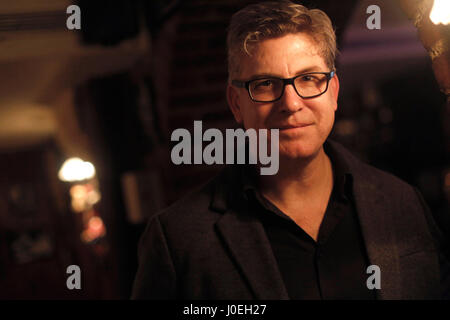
[
  {"xmin": 249, "ymin": 66, "xmax": 327, "ymax": 80},
  {"xmin": 295, "ymin": 66, "xmax": 325, "ymax": 74}
]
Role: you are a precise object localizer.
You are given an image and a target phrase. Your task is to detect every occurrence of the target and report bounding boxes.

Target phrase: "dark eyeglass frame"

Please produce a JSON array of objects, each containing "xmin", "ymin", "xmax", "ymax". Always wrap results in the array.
[{"xmin": 231, "ymin": 71, "xmax": 335, "ymax": 102}]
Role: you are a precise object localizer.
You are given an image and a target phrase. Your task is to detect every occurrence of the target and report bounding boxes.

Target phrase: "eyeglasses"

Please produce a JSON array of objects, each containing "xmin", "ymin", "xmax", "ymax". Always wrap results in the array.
[{"xmin": 231, "ymin": 71, "xmax": 335, "ymax": 102}]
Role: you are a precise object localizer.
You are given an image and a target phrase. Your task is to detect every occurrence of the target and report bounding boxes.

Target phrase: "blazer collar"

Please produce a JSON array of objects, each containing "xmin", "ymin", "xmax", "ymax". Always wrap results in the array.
[{"xmin": 209, "ymin": 140, "xmax": 403, "ymax": 300}]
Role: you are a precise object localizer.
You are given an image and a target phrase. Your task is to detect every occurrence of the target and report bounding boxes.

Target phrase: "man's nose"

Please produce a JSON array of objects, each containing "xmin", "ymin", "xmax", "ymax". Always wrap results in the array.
[{"xmin": 278, "ymin": 83, "xmax": 304, "ymax": 113}]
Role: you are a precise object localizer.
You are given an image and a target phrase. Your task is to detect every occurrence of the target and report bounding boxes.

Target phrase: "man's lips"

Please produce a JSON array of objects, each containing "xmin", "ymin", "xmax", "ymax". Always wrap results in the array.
[{"xmin": 275, "ymin": 123, "xmax": 313, "ymax": 130}]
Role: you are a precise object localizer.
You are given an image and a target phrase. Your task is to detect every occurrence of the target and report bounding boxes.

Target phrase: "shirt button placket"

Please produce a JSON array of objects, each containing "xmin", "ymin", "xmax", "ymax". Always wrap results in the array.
[{"xmin": 315, "ymin": 245, "xmax": 325, "ymax": 299}]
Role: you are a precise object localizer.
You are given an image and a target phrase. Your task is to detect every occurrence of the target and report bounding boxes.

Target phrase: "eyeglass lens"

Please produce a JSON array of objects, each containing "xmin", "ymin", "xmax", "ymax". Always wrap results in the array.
[{"xmin": 249, "ymin": 73, "xmax": 329, "ymax": 101}]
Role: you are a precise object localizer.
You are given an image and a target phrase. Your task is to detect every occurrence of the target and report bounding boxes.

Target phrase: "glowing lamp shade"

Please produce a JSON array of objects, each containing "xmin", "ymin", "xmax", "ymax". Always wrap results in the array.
[
  {"xmin": 58, "ymin": 157, "xmax": 96, "ymax": 182},
  {"xmin": 430, "ymin": 0, "xmax": 450, "ymax": 25}
]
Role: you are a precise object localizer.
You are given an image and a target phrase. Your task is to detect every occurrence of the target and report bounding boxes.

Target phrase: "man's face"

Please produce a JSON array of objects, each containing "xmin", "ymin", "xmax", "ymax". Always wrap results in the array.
[{"xmin": 227, "ymin": 33, "xmax": 339, "ymax": 160}]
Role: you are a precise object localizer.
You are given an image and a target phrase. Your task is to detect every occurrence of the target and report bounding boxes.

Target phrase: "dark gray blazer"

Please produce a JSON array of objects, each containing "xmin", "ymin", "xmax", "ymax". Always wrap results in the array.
[{"xmin": 131, "ymin": 140, "xmax": 448, "ymax": 300}]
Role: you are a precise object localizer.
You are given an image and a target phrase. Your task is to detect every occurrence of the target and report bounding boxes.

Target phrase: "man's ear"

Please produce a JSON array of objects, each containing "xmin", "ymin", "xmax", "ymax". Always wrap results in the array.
[
  {"xmin": 330, "ymin": 72, "xmax": 340, "ymax": 111},
  {"xmin": 226, "ymin": 84, "xmax": 243, "ymax": 124}
]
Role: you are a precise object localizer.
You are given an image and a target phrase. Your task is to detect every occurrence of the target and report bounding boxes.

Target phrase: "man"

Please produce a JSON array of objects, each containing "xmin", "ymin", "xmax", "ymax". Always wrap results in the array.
[{"xmin": 132, "ymin": 1, "xmax": 448, "ymax": 299}]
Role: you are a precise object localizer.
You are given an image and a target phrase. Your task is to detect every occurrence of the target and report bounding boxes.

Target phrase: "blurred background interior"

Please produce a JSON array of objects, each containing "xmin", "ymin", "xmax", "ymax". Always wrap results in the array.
[{"xmin": 0, "ymin": 0, "xmax": 448, "ymax": 299}]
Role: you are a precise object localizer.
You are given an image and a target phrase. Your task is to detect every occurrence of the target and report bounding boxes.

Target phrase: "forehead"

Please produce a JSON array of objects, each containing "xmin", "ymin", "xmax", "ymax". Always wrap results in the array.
[{"xmin": 238, "ymin": 33, "xmax": 327, "ymax": 79}]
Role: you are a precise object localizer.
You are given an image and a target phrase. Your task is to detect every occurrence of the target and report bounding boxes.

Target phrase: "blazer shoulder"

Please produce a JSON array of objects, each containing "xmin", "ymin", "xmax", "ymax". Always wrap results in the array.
[
  {"xmin": 331, "ymin": 140, "xmax": 417, "ymax": 195},
  {"xmin": 361, "ymin": 161, "xmax": 414, "ymax": 192},
  {"xmin": 149, "ymin": 169, "xmax": 226, "ymax": 228}
]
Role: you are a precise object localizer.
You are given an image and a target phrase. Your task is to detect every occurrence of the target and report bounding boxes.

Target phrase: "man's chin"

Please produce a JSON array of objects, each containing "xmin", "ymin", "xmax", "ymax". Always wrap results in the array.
[{"xmin": 278, "ymin": 143, "xmax": 322, "ymax": 161}]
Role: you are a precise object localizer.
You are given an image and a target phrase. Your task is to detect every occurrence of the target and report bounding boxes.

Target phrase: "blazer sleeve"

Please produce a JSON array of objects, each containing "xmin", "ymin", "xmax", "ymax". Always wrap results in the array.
[
  {"xmin": 414, "ymin": 187, "xmax": 450, "ymax": 299},
  {"xmin": 130, "ymin": 215, "xmax": 177, "ymax": 299}
]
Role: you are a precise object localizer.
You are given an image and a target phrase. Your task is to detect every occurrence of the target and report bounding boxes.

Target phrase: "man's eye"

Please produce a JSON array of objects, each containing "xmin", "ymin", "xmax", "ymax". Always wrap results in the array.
[
  {"xmin": 254, "ymin": 79, "xmax": 273, "ymax": 88},
  {"xmin": 300, "ymin": 75, "xmax": 315, "ymax": 81}
]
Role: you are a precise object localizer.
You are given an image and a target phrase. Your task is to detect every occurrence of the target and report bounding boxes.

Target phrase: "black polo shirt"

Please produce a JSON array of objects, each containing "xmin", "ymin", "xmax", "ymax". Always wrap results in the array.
[{"xmin": 241, "ymin": 143, "xmax": 376, "ymax": 300}]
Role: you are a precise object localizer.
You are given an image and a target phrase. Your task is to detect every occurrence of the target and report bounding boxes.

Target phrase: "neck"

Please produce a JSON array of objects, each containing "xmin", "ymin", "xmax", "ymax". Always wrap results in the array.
[{"xmin": 257, "ymin": 147, "xmax": 334, "ymax": 205}]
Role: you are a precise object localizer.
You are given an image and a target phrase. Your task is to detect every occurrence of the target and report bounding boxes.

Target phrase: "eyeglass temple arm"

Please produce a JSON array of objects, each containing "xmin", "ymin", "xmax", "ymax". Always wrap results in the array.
[{"xmin": 231, "ymin": 80, "xmax": 246, "ymax": 88}]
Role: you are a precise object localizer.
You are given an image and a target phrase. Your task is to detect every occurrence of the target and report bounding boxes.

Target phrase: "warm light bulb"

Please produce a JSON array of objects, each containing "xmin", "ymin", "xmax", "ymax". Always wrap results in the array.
[
  {"xmin": 430, "ymin": 0, "xmax": 450, "ymax": 25},
  {"xmin": 58, "ymin": 157, "xmax": 96, "ymax": 182},
  {"xmin": 81, "ymin": 216, "xmax": 106, "ymax": 243}
]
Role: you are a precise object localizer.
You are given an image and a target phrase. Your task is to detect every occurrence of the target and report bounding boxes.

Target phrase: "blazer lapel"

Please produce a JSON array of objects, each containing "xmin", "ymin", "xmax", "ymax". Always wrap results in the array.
[
  {"xmin": 209, "ymin": 165, "xmax": 288, "ymax": 299},
  {"xmin": 215, "ymin": 208, "xmax": 289, "ymax": 300},
  {"xmin": 327, "ymin": 140, "xmax": 403, "ymax": 299},
  {"xmin": 352, "ymin": 172, "xmax": 402, "ymax": 299}
]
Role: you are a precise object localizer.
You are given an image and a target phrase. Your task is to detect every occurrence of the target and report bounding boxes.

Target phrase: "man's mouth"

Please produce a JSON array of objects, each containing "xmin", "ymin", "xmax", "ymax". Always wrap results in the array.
[{"xmin": 276, "ymin": 123, "xmax": 313, "ymax": 130}]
